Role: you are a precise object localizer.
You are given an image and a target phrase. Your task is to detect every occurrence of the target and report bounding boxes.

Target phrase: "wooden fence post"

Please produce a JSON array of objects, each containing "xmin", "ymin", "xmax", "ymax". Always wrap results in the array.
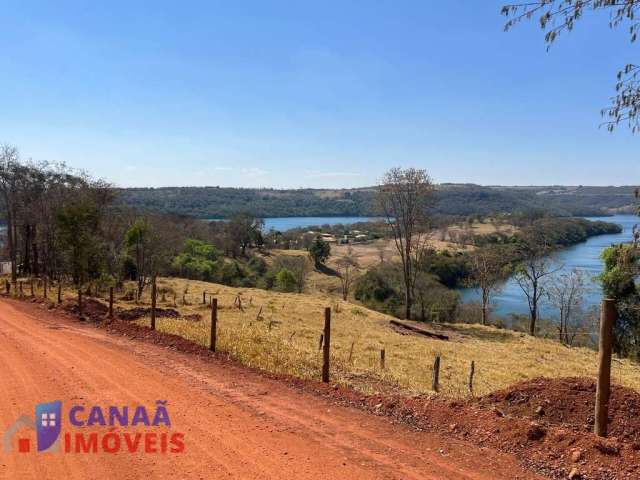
[
  {"xmin": 150, "ymin": 277, "xmax": 157, "ymax": 330},
  {"xmin": 5, "ymin": 280, "xmax": 9, "ymax": 295},
  {"xmin": 380, "ymin": 348, "xmax": 386, "ymax": 369},
  {"xmin": 202, "ymin": 291, "xmax": 206, "ymax": 305},
  {"xmin": 432, "ymin": 355, "xmax": 441, "ymax": 393},
  {"xmin": 78, "ymin": 288, "xmax": 83, "ymax": 317},
  {"xmin": 210, "ymin": 298, "xmax": 217, "ymax": 352},
  {"xmin": 43, "ymin": 277, "xmax": 47, "ymax": 299},
  {"xmin": 57, "ymin": 282, "xmax": 62, "ymax": 304},
  {"xmin": 348, "ymin": 341, "xmax": 355, "ymax": 363},
  {"xmin": 595, "ymin": 298, "xmax": 616, "ymax": 437},
  {"xmin": 108, "ymin": 287, "xmax": 114, "ymax": 319},
  {"xmin": 468, "ymin": 361, "xmax": 475, "ymax": 395},
  {"xmin": 322, "ymin": 307, "xmax": 331, "ymax": 383}
]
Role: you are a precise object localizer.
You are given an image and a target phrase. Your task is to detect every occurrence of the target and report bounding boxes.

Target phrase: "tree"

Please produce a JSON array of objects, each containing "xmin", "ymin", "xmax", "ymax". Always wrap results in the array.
[
  {"xmin": 0, "ymin": 145, "xmax": 26, "ymax": 282},
  {"xmin": 600, "ymin": 244, "xmax": 640, "ymax": 356},
  {"xmin": 413, "ymin": 270, "xmax": 459, "ymax": 322},
  {"xmin": 547, "ymin": 269, "xmax": 587, "ymax": 346},
  {"xmin": 124, "ymin": 217, "xmax": 178, "ymax": 297},
  {"xmin": 225, "ymin": 213, "xmax": 264, "ymax": 257},
  {"xmin": 335, "ymin": 247, "xmax": 360, "ymax": 301},
  {"xmin": 55, "ymin": 181, "xmax": 112, "ymax": 290},
  {"xmin": 502, "ymin": 1, "xmax": 640, "ymax": 131},
  {"xmin": 308, "ymin": 236, "xmax": 330, "ymax": 268},
  {"xmin": 466, "ymin": 246, "xmax": 505, "ymax": 325},
  {"xmin": 273, "ymin": 255, "xmax": 311, "ymax": 293},
  {"xmin": 171, "ymin": 239, "xmax": 219, "ymax": 281},
  {"xmin": 377, "ymin": 167, "xmax": 435, "ymax": 320},
  {"xmin": 375, "ymin": 241, "xmax": 387, "ymax": 264},
  {"xmin": 514, "ymin": 235, "xmax": 560, "ymax": 336},
  {"xmin": 275, "ymin": 268, "xmax": 297, "ymax": 292}
]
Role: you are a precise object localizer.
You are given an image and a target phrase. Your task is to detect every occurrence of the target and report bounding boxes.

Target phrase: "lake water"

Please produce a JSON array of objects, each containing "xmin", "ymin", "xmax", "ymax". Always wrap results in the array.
[
  {"xmin": 207, "ymin": 217, "xmax": 381, "ymax": 232},
  {"xmin": 262, "ymin": 216, "xmax": 382, "ymax": 231},
  {"xmin": 207, "ymin": 216, "xmax": 382, "ymax": 232},
  {"xmin": 459, "ymin": 215, "xmax": 637, "ymax": 319}
]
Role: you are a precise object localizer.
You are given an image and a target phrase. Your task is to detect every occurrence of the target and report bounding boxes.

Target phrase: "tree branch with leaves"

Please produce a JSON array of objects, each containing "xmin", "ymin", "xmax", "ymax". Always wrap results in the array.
[{"xmin": 502, "ymin": 0, "xmax": 640, "ymax": 131}]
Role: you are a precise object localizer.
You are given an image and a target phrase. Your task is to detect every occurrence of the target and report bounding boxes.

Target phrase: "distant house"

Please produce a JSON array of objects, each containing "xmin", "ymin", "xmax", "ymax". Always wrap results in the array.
[{"xmin": 320, "ymin": 233, "xmax": 337, "ymax": 243}]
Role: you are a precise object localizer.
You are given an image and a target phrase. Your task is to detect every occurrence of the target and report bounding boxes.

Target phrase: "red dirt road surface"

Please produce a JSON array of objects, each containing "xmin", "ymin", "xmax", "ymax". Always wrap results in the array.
[{"xmin": 0, "ymin": 299, "xmax": 543, "ymax": 480}]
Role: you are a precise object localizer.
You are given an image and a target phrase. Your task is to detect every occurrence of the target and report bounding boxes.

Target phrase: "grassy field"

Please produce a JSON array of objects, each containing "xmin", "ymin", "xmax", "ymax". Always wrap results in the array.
[{"xmin": 36, "ymin": 276, "xmax": 639, "ymax": 399}]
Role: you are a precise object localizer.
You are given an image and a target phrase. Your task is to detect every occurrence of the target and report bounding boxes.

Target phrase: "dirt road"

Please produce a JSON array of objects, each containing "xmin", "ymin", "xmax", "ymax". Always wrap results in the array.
[{"xmin": 0, "ymin": 299, "xmax": 544, "ymax": 480}]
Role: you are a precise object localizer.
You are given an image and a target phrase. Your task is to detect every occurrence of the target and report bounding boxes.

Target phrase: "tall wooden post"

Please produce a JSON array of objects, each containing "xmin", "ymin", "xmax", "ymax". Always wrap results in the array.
[
  {"xmin": 432, "ymin": 355, "xmax": 441, "ymax": 393},
  {"xmin": 78, "ymin": 288, "xmax": 83, "ymax": 317},
  {"xmin": 5, "ymin": 280, "xmax": 9, "ymax": 295},
  {"xmin": 202, "ymin": 291, "xmax": 206, "ymax": 305},
  {"xmin": 150, "ymin": 277, "xmax": 157, "ymax": 330},
  {"xmin": 57, "ymin": 282, "xmax": 62, "ymax": 304},
  {"xmin": 108, "ymin": 287, "xmax": 114, "ymax": 319},
  {"xmin": 210, "ymin": 298, "xmax": 218, "ymax": 352},
  {"xmin": 468, "ymin": 360, "xmax": 475, "ymax": 395},
  {"xmin": 43, "ymin": 277, "xmax": 48, "ymax": 299},
  {"xmin": 380, "ymin": 348, "xmax": 386, "ymax": 369},
  {"xmin": 322, "ymin": 307, "xmax": 331, "ymax": 383},
  {"xmin": 595, "ymin": 298, "xmax": 616, "ymax": 437}
]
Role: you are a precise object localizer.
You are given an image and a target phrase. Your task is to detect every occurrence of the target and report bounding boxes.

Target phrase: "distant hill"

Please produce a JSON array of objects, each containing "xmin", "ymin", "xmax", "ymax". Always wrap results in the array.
[{"xmin": 114, "ymin": 184, "xmax": 637, "ymax": 219}]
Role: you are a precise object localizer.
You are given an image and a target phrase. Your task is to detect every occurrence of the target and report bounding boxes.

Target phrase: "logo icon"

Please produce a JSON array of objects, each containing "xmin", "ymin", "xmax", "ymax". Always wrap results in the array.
[{"xmin": 3, "ymin": 400, "xmax": 62, "ymax": 453}]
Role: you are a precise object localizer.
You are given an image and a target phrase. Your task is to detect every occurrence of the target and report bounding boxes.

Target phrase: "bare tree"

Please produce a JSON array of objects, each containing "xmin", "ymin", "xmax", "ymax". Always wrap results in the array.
[
  {"xmin": 502, "ymin": 1, "xmax": 640, "ymax": 131},
  {"xmin": 515, "ymin": 235, "xmax": 561, "ymax": 336},
  {"xmin": 374, "ymin": 241, "xmax": 387, "ymax": 264},
  {"xmin": 0, "ymin": 145, "xmax": 23, "ymax": 282},
  {"xmin": 547, "ymin": 269, "xmax": 587, "ymax": 346},
  {"xmin": 466, "ymin": 246, "xmax": 505, "ymax": 326},
  {"xmin": 377, "ymin": 167, "xmax": 434, "ymax": 320},
  {"xmin": 336, "ymin": 247, "xmax": 360, "ymax": 301}
]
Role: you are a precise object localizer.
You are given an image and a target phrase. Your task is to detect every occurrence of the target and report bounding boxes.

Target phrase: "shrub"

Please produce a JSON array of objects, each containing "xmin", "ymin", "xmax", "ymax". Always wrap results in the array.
[{"xmin": 275, "ymin": 268, "xmax": 297, "ymax": 292}]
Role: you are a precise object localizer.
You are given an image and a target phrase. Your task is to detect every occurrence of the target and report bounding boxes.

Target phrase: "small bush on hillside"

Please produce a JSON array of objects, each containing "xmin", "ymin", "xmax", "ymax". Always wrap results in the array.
[{"xmin": 275, "ymin": 268, "xmax": 297, "ymax": 292}]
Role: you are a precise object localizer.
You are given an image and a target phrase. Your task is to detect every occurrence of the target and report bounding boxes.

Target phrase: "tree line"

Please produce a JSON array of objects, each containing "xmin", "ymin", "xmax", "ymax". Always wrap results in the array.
[{"xmin": 113, "ymin": 184, "xmax": 634, "ymax": 219}]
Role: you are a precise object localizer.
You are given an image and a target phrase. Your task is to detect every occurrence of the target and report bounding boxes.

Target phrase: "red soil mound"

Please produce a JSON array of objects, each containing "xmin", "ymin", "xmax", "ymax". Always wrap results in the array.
[{"xmin": 480, "ymin": 377, "xmax": 640, "ymax": 443}]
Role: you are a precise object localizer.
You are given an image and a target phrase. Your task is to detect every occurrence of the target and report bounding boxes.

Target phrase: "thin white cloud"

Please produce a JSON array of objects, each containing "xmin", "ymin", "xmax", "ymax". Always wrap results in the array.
[
  {"xmin": 240, "ymin": 167, "xmax": 269, "ymax": 177},
  {"xmin": 305, "ymin": 170, "xmax": 362, "ymax": 179}
]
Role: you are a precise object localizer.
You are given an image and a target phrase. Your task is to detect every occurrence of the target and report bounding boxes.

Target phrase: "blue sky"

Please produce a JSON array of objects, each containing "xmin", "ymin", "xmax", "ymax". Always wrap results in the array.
[{"xmin": 0, "ymin": 1, "xmax": 637, "ymax": 188}]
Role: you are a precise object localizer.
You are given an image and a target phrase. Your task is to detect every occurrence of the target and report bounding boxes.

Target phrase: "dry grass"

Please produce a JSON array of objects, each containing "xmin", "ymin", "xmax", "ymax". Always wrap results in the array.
[{"xmin": 43, "ymin": 276, "xmax": 640, "ymax": 399}]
